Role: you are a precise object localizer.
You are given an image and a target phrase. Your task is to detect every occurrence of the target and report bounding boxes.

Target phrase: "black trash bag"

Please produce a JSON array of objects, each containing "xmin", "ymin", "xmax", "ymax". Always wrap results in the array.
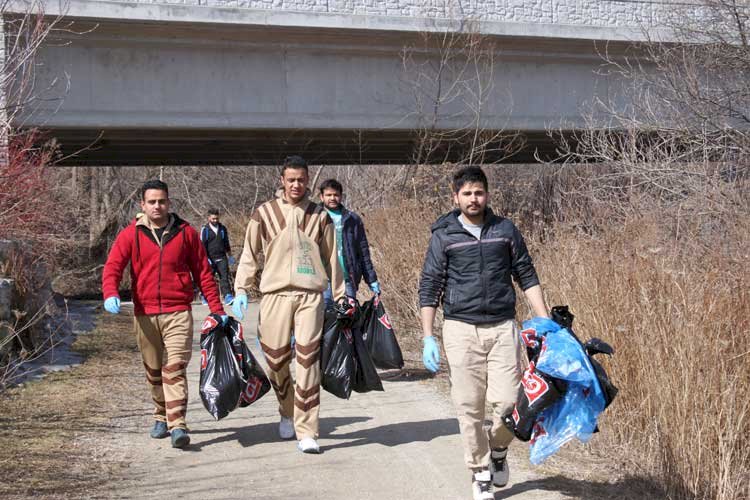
[
  {"xmin": 551, "ymin": 306, "xmax": 619, "ymax": 410},
  {"xmin": 321, "ymin": 323, "xmax": 356, "ymax": 400},
  {"xmin": 199, "ymin": 314, "xmax": 245, "ymax": 420},
  {"xmin": 320, "ymin": 300, "xmax": 360, "ymax": 399},
  {"xmin": 550, "ymin": 305, "xmax": 575, "ymax": 329},
  {"xmin": 225, "ymin": 318, "xmax": 272, "ymax": 408},
  {"xmin": 351, "ymin": 325, "xmax": 384, "ymax": 393},
  {"xmin": 519, "ymin": 324, "xmax": 545, "ymax": 362},
  {"xmin": 354, "ymin": 297, "xmax": 371, "ymax": 333},
  {"xmin": 321, "ymin": 300, "xmax": 356, "ymax": 371},
  {"xmin": 589, "ymin": 357, "xmax": 618, "ymax": 409},
  {"xmin": 360, "ymin": 296, "xmax": 404, "ymax": 370},
  {"xmin": 584, "ymin": 338, "xmax": 618, "ymax": 409},
  {"xmin": 503, "ymin": 362, "xmax": 566, "ymax": 441},
  {"xmin": 321, "ymin": 300, "xmax": 382, "ymax": 396}
]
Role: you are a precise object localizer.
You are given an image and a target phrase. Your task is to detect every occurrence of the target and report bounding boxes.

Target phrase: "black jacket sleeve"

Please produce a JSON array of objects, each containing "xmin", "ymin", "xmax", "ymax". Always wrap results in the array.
[
  {"xmin": 419, "ymin": 231, "xmax": 447, "ymax": 308},
  {"xmin": 510, "ymin": 224, "xmax": 540, "ymax": 290},
  {"xmin": 356, "ymin": 217, "xmax": 378, "ymax": 284},
  {"xmin": 222, "ymin": 224, "xmax": 231, "ymax": 254},
  {"xmin": 199, "ymin": 225, "xmax": 209, "ymax": 252}
]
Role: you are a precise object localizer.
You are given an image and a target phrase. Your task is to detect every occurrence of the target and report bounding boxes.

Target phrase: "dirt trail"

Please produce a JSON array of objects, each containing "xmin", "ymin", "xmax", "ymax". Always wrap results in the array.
[{"xmin": 109, "ymin": 302, "xmax": 568, "ymax": 500}]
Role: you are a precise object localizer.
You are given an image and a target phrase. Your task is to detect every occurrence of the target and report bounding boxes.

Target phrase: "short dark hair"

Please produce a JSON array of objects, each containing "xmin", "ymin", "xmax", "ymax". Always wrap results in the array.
[
  {"xmin": 281, "ymin": 155, "xmax": 308, "ymax": 174},
  {"xmin": 452, "ymin": 166, "xmax": 488, "ymax": 193},
  {"xmin": 141, "ymin": 179, "xmax": 169, "ymax": 200},
  {"xmin": 319, "ymin": 178, "xmax": 343, "ymax": 195},
  {"xmin": 207, "ymin": 207, "xmax": 220, "ymax": 216}
]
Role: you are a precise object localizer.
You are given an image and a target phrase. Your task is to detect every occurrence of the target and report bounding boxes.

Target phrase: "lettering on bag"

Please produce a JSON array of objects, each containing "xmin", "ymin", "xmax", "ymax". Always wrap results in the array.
[
  {"xmin": 521, "ymin": 328, "xmax": 539, "ymax": 348},
  {"xmin": 200, "ymin": 349, "xmax": 207, "ymax": 370},
  {"xmin": 377, "ymin": 313, "xmax": 393, "ymax": 331},
  {"xmin": 242, "ymin": 378, "xmax": 263, "ymax": 403},
  {"xmin": 530, "ymin": 417, "xmax": 547, "ymax": 444},
  {"xmin": 201, "ymin": 316, "xmax": 219, "ymax": 334},
  {"xmin": 521, "ymin": 362, "xmax": 549, "ymax": 405}
]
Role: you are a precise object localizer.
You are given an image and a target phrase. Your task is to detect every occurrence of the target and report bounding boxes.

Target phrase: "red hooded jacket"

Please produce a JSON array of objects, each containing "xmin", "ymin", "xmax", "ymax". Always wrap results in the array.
[{"xmin": 102, "ymin": 214, "xmax": 223, "ymax": 316}]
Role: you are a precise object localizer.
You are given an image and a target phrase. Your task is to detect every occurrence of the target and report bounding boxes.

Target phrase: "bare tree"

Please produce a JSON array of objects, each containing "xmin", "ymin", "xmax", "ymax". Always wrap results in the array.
[
  {"xmin": 400, "ymin": 18, "xmax": 524, "ymax": 175},
  {"xmin": 548, "ymin": 0, "xmax": 750, "ymax": 224}
]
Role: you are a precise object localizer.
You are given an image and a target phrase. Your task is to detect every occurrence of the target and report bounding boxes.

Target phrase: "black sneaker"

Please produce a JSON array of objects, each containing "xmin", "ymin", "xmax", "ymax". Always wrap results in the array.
[
  {"xmin": 490, "ymin": 447, "xmax": 510, "ymax": 487},
  {"xmin": 471, "ymin": 469, "xmax": 493, "ymax": 500}
]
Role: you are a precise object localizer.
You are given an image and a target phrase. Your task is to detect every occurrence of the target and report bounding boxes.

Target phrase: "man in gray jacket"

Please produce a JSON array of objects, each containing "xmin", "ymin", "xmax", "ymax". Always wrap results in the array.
[{"xmin": 419, "ymin": 166, "xmax": 549, "ymax": 500}]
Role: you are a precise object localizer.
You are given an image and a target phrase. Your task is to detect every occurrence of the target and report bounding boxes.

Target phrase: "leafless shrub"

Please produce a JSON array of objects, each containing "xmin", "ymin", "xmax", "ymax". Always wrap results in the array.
[{"xmin": 400, "ymin": 18, "xmax": 524, "ymax": 177}]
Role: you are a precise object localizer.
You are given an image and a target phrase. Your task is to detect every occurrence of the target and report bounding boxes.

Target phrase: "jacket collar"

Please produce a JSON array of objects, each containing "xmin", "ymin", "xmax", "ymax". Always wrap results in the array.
[
  {"xmin": 436, "ymin": 207, "xmax": 501, "ymax": 234},
  {"xmin": 318, "ymin": 201, "xmax": 350, "ymax": 217},
  {"xmin": 135, "ymin": 213, "xmax": 187, "ymax": 246}
]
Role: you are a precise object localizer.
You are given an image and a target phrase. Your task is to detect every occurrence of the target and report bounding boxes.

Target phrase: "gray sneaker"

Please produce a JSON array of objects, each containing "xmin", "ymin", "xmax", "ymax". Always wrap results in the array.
[
  {"xmin": 171, "ymin": 428, "xmax": 190, "ymax": 449},
  {"xmin": 150, "ymin": 421, "xmax": 169, "ymax": 439},
  {"xmin": 490, "ymin": 447, "xmax": 510, "ymax": 487}
]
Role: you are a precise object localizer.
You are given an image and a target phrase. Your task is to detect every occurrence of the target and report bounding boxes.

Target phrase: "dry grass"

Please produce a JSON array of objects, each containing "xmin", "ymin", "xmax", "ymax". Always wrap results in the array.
[
  {"xmin": 530, "ymin": 214, "xmax": 750, "ymax": 500},
  {"xmin": 0, "ymin": 308, "xmax": 140, "ymax": 499}
]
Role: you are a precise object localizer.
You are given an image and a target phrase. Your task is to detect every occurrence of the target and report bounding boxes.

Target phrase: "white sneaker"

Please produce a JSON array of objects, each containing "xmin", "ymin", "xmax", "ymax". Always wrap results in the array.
[
  {"xmin": 490, "ymin": 447, "xmax": 510, "ymax": 487},
  {"xmin": 472, "ymin": 469, "xmax": 494, "ymax": 500},
  {"xmin": 278, "ymin": 416, "xmax": 295, "ymax": 440},
  {"xmin": 297, "ymin": 437, "xmax": 321, "ymax": 454}
]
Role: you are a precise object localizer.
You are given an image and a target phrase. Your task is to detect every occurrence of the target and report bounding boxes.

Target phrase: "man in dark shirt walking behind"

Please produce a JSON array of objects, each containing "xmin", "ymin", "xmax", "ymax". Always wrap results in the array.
[{"xmin": 200, "ymin": 208, "xmax": 235, "ymax": 305}]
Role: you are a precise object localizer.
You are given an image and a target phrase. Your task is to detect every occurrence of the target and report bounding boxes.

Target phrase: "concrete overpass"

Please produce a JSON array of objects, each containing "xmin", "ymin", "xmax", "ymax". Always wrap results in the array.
[{"xmin": 5, "ymin": 0, "xmax": 681, "ymax": 165}]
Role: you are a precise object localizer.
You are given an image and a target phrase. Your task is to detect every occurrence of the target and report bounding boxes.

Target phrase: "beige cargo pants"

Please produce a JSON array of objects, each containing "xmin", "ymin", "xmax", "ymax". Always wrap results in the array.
[
  {"xmin": 258, "ymin": 290, "xmax": 324, "ymax": 440},
  {"xmin": 443, "ymin": 318, "xmax": 523, "ymax": 470},
  {"xmin": 134, "ymin": 311, "xmax": 193, "ymax": 430}
]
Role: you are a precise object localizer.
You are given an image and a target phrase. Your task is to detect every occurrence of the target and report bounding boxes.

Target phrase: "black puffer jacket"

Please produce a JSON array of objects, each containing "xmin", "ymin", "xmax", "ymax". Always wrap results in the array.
[{"xmin": 418, "ymin": 208, "xmax": 540, "ymax": 325}]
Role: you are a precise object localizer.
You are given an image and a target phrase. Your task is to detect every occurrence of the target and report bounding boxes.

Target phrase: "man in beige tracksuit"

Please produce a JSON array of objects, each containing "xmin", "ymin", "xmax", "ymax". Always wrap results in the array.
[
  {"xmin": 419, "ymin": 166, "xmax": 550, "ymax": 500},
  {"xmin": 232, "ymin": 155, "xmax": 346, "ymax": 454}
]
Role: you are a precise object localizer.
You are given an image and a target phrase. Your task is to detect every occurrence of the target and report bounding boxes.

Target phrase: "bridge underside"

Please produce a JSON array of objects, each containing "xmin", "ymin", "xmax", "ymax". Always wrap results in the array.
[
  {"xmin": 44, "ymin": 128, "xmax": 569, "ymax": 165},
  {"xmin": 9, "ymin": 3, "xmax": 636, "ymax": 166}
]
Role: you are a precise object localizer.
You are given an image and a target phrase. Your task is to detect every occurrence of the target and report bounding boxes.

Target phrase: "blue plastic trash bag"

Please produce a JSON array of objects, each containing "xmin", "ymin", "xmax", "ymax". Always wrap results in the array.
[{"xmin": 525, "ymin": 322, "xmax": 607, "ymax": 464}]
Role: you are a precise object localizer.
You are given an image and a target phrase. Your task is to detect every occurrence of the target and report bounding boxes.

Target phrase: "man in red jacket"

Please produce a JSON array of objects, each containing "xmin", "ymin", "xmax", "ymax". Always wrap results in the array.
[{"xmin": 102, "ymin": 179, "xmax": 226, "ymax": 449}]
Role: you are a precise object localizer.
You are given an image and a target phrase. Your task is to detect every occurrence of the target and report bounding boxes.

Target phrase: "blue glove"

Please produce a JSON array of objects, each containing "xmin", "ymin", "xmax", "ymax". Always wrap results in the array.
[
  {"xmin": 369, "ymin": 281, "xmax": 381, "ymax": 295},
  {"xmin": 232, "ymin": 294, "xmax": 248, "ymax": 320},
  {"xmin": 220, "ymin": 314, "xmax": 229, "ymax": 325},
  {"xmin": 422, "ymin": 336, "xmax": 440, "ymax": 373},
  {"xmin": 104, "ymin": 297, "xmax": 121, "ymax": 314},
  {"xmin": 228, "ymin": 256, "xmax": 236, "ymax": 266}
]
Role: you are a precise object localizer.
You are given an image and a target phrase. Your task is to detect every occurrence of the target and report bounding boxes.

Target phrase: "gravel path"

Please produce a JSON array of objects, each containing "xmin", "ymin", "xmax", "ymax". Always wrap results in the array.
[{"xmin": 110, "ymin": 302, "xmax": 567, "ymax": 500}]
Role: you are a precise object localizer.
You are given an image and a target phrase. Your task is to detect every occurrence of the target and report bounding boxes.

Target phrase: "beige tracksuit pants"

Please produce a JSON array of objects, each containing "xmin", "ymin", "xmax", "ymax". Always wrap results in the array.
[
  {"xmin": 134, "ymin": 311, "xmax": 193, "ymax": 430},
  {"xmin": 443, "ymin": 318, "xmax": 523, "ymax": 470},
  {"xmin": 258, "ymin": 290, "xmax": 324, "ymax": 440}
]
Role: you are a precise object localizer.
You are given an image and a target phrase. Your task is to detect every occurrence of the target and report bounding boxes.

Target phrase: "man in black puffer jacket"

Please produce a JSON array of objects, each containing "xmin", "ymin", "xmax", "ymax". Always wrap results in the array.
[{"xmin": 418, "ymin": 166, "xmax": 550, "ymax": 500}]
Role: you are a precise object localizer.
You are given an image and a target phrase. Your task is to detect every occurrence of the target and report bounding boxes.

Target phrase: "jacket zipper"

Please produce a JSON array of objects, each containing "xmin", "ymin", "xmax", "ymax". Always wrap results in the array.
[
  {"xmin": 478, "ymin": 226, "xmax": 487, "ymax": 321},
  {"xmin": 158, "ymin": 233, "xmax": 163, "ymax": 314}
]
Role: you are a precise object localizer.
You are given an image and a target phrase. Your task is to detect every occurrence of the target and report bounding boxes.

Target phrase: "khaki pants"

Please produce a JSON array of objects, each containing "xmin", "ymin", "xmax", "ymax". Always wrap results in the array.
[
  {"xmin": 134, "ymin": 311, "xmax": 193, "ymax": 430},
  {"xmin": 443, "ymin": 318, "xmax": 522, "ymax": 470},
  {"xmin": 258, "ymin": 290, "xmax": 324, "ymax": 440}
]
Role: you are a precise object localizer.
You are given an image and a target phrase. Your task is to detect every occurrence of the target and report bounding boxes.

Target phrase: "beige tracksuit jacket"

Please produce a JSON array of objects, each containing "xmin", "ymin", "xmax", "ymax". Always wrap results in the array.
[{"xmin": 234, "ymin": 194, "xmax": 345, "ymax": 300}]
